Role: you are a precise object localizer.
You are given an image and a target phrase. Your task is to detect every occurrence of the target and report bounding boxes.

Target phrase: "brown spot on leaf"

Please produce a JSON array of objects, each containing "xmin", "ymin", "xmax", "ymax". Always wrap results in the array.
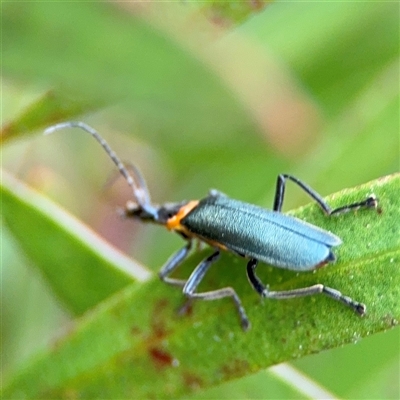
[
  {"xmin": 183, "ymin": 372, "xmax": 203, "ymax": 390},
  {"xmin": 220, "ymin": 359, "xmax": 249, "ymax": 379},
  {"xmin": 149, "ymin": 347, "xmax": 174, "ymax": 369},
  {"xmin": 130, "ymin": 325, "xmax": 141, "ymax": 335},
  {"xmin": 150, "ymin": 298, "xmax": 170, "ymax": 339}
]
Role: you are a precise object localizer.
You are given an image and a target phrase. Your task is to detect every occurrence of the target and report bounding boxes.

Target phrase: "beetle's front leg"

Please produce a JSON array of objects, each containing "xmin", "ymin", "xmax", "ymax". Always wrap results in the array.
[{"xmin": 159, "ymin": 241, "xmax": 192, "ymax": 287}]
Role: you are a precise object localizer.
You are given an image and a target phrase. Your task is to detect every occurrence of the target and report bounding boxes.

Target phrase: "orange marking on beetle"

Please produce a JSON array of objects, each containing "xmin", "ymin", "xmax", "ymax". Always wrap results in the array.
[
  {"xmin": 201, "ymin": 237, "xmax": 228, "ymax": 252},
  {"xmin": 166, "ymin": 200, "xmax": 199, "ymax": 231}
]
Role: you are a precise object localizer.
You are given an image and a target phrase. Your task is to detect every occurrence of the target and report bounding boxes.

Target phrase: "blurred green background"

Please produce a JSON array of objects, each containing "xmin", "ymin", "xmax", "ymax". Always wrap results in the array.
[{"xmin": 2, "ymin": 1, "xmax": 399, "ymax": 398}]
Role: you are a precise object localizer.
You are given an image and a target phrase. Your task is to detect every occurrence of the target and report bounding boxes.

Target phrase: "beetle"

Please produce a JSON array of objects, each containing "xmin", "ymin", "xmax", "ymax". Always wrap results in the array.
[{"xmin": 45, "ymin": 121, "xmax": 378, "ymax": 330}]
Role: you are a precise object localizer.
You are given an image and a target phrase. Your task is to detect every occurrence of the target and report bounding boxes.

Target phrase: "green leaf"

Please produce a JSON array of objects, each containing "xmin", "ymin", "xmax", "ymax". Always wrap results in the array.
[
  {"xmin": 1, "ymin": 170, "xmax": 150, "ymax": 315},
  {"xmin": 1, "ymin": 2, "xmax": 260, "ymax": 147},
  {"xmin": 243, "ymin": 2, "xmax": 399, "ymax": 114},
  {"xmin": 1, "ymin": 89, "xmax": 104, "ymax": 144},
  {"xmin": 199, "ymin": 1, "xmax": 270, "ymax": 27},
  {"xmin": 1, "ymin": 1, "xmax": 320, "ymax": 162},
  {"xmin": 3, "ymin": 173, "xmax": 399, "ymax": 398},
  {"xmin": 2, "ymin": 2, "xmax": 398, "ymax": 398}
]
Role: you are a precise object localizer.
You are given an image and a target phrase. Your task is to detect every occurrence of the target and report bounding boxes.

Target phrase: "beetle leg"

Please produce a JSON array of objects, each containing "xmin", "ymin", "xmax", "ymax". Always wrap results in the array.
[
  {"xmin": 273, "ymin": 174, "xmax": 378, "ymax": 215},
  {"xmin": 158, "ymin": 241, "xmax": 192, "ymax": 287},
  {"xmin": 183, "ymin": 250, "xmax": 250, "ymax": 330},
  {"xmin": 328, "ymin": 195, "xmax": 378, "ymax": 216},
  {"xmin": 247, "ymin": 259, "xmax": 366, "ymax": 315}
]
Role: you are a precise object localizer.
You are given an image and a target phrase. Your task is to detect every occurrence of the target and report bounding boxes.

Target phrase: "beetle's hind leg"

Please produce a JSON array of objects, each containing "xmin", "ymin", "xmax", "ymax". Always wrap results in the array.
[
  {"xmin": 183, "ymin": 250, "xmax": 250, "ymax": 331},
  {"xmin": 273, "ymin": 174, "xmax": 378, "ymax": 215},
  {"xmin": 247, "ymin": 259, "xmax": 366, "ymax": 315}
]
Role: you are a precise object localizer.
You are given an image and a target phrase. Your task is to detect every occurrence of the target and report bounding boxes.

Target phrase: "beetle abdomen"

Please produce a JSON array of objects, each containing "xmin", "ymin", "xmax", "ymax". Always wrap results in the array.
[{"xmin": 181, "ymin": 196, "xmax": 341, "ymax": 271}]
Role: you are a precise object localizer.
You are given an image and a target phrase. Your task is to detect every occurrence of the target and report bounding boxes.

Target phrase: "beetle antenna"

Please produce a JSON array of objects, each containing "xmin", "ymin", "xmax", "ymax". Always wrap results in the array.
[{"xmin": 44, "ymin": 121, "xmax": 151, "ymax": 208}]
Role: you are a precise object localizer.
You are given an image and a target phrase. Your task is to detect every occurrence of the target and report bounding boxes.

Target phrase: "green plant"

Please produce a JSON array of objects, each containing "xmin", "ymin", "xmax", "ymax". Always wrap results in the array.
[{"xmin": 2, "ymin": 2, "xmax": 399, "ymax": 398}]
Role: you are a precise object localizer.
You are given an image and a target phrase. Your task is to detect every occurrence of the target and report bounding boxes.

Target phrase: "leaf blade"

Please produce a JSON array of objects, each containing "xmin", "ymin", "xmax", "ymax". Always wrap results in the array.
[
  {"xmin": 1, "ymin": 170, "xmax": 151, "ymax": 315},
  {"xmin": 3, "ymin": 174, "xmax": 399, "ymax": 398}
]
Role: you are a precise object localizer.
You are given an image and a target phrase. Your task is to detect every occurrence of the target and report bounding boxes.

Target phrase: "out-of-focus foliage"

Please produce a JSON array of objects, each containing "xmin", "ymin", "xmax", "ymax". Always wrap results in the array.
[{"xmin": 2, "ymin": 1, "xmax": 399, "ymax": 398}]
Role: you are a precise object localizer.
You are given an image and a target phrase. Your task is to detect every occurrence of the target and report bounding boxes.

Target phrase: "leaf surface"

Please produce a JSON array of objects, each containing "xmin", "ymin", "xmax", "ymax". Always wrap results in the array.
[
  {"xmin": 3, "ymin": 174, "xmax": 399, "ymax": 398},
  {"xmin": 1, "ymin": 171, "xmax": 150, "ymax": 315}
]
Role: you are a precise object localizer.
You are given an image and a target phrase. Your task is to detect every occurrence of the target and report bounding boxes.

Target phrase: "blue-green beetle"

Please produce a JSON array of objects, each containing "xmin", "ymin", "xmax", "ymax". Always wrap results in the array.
[{"xmin": 46, "ymin": 121, "xmax": 378, "ymax": 330}]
